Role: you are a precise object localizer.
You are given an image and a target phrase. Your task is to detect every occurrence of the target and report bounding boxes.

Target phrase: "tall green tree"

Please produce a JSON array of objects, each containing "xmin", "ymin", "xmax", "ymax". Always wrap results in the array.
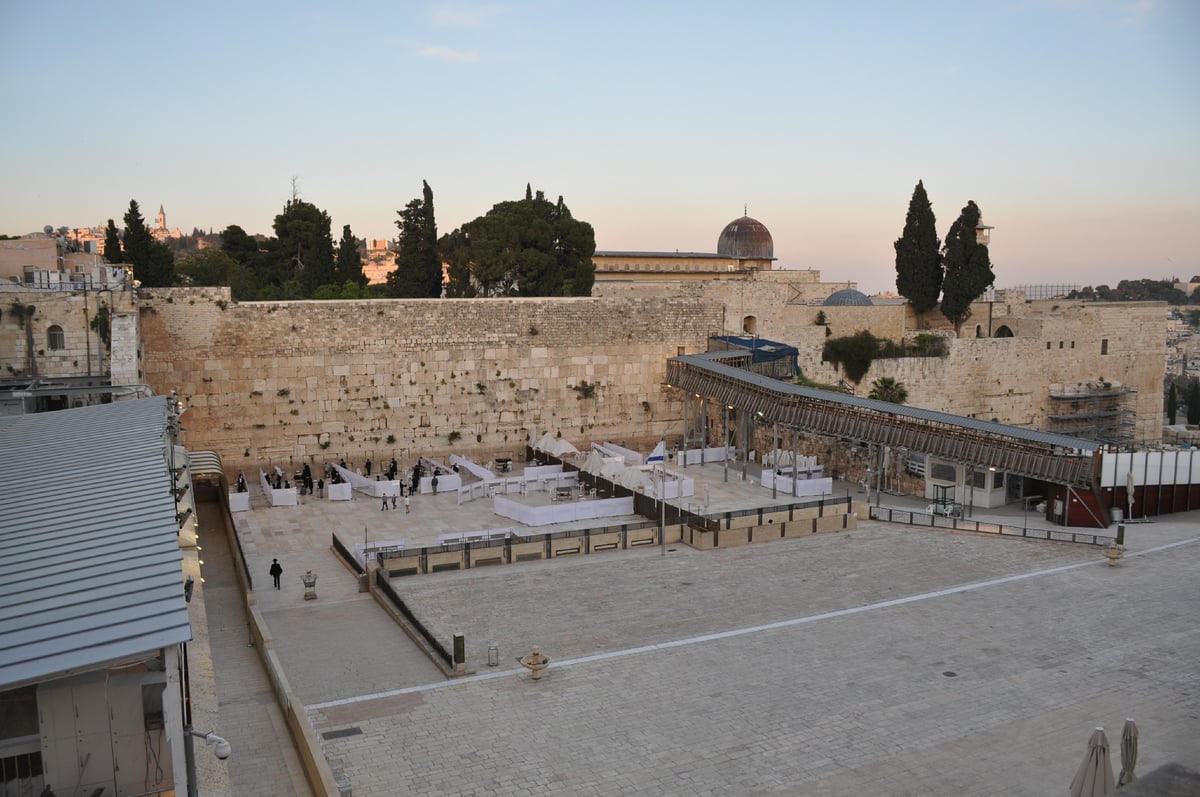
[
  {"xmin": 1167, "ymin": 382, "xmax": 1178, "ymax": 424},
  {"xmin": 272, "ymin": 198, "xmax": 336, "ymax": 295},
  {"xmin": 220, "ymin": 225, "xmax": 268, "ymax": 300},
  {"xmin": 1187, "ymin": 378, "xmax": 1200, "ymax": 426},
  {"xmin": 176, "ymin": 249, "xmax": 237, "ymax": 287},
  {"xmin": 939, "ymin": 200, "xmax": 994, "ymax": 333},
  {"xmin": 336, "ymin": 225, "xmax": 366, "ymax": 287},
  {"xmin": 388, "ymin": 181, "xmax": 441, "ymax": 298},
  {"xmin": 894, "ymin": 180, "xmax": 942, "ymax": 314},
  {"xmin": 102, "ymin": 219, "xmax": 123, "ymax": 264},
  {"xmin": 122, "ymin": 200, "xmax": 176, "ymax": 287},
  {"xmin": 440, "ymin": 185, "xmax": 595, "ymax": 297}
]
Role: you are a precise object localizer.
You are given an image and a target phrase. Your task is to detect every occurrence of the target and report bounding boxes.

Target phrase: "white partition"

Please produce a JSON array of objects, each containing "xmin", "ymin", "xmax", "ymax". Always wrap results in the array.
[
  {"xmin": 523, "ymin": 464, "xmax": 565, "ymax": 480},
  {"xmin": 333, "ymin": 464, "xmax": 400, "ymax": 497},
  {"xmin": 449, "ymin": 454, "xmax": 495, "ymax": 482},
  {"xmin": 592, "ymin": 442, "xmax": 643, "ymax": 466},
  {"xmin": 493, "ymin": 494, "xmax": 634, "ymax": 526},
  {"xmin": 678, "ymin": 446, "xmax": 735, "ymax": 466},
  {"xmin": 761, "ymin": 473, "xmax": 833, "ymax": 498},
  {"xmin": 228, "ymin": 492, "xmax": 251, "ymax": 512},
  {"xmin": 328, "ymin": 482, "xmax": 353, "ymax": 501},
  {"xmin": 420, "ymin": 473, "xmax": 462, "ymax": 494}
]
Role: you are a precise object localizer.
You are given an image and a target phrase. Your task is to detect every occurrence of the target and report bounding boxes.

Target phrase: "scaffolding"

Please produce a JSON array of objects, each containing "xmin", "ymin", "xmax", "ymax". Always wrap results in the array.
[{"xmin": 1046, "ymin": 381, "xmax": 1136, "ymax": 446}]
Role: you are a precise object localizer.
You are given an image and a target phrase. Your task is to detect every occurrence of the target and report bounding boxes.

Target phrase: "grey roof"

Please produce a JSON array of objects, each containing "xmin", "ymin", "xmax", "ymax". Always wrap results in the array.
[
  {"xmin": 823, "ymin": 288, "xmax": 873, "ymax": 306},
  {"xmin": 0, "ymin": 397, "xmax": 191, "ymax": 690},
  {"xmin": 676, "ymin": 354, "xmax": 1100, "ymax": 453}
]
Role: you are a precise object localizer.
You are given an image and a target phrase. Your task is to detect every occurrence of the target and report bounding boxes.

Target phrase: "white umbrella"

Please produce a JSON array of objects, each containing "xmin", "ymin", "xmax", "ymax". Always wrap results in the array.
[
  {"xmin": 1117, "ymin": 718, "xmax": 1138, "ymax": 786},
  {"xmin": 1070, "ymin": 727, "xmax": 1116, "ymax": 797}
]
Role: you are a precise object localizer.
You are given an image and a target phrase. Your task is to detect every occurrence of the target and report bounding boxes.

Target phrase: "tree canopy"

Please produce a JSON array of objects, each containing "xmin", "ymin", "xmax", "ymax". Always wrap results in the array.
[
  {"xmin": 939, "ymin": 200, "xmax": 994, "ymax": 331},
  {"xmin": 387, "ymin": 181, "xmax": 441, "ymax": 298},
  {"xmin": 1068, "ymin": 279, "xmax": 1194, "ymax": 304},
  {"xmin": 440, "ymin": 185, "xmax": 595, "ymax": 297},
  {"xmin": 337, "ymin": 224, "xmax": 366, "ymax": 287},
  {"xmin": 122, "ymin": 200, "xmax": 175, "ymax": 287},
  {"xmin": 103, "ymin": 219, "xmax": 122, "ymax": 264},
  {"xmin": 273, "ymin": 199, "xmax": 336, "ymax": 295},
  {"xmin": 894, "ymin": 180, "xmax": 942, "ymax": 314},
  {"xmin": 868, "ymin": 376, "xmax": 908, "ymax": 404}
]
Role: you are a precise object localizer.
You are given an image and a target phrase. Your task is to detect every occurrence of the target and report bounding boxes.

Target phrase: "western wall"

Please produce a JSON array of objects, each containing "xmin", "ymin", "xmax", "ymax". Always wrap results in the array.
[{"xmin": 137, "ymin": 288, "xmax": 723, "ymax": 469}]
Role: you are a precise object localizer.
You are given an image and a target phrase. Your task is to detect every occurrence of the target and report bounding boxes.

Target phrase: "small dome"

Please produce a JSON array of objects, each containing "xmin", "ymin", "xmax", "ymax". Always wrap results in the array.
[
  {"xmin": 717, "ymin": 215, "xmax": 773, "ymax": 259},
  {"xmin": 823, "ymin": 289, "xmax": 873, "ymax": 307}
]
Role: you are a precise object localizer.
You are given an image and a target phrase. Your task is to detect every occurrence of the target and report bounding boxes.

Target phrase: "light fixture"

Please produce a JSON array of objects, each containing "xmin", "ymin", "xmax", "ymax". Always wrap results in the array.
[
  {"xmin": 184, "ymin": 575, "xmax": 194, "ymax": 603},
  {"xmin": 176, "ymin": 508, "xmax": 193, "ymax": 527}
]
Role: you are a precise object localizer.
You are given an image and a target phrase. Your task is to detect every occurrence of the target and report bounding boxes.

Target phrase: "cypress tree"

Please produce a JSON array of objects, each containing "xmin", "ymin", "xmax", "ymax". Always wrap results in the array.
[
  {"xmin": 940, "ymin": 200, "xmax": 995, "ymax": 333},
  {"xmin": 894, "ymin": 180, "xmax": 942, "ymax": 314},
  {"xmin": 1167, "ymin": 383, "xmax": 1178, "ymax": 425},
  {"xmin": 103, "ymin": 219, "xmax": 123, "ymax": 264}
]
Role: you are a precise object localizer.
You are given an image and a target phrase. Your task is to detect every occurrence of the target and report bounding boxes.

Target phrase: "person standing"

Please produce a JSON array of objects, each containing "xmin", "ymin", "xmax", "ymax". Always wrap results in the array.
[
  {"xmin": 404, "ymin": 494, "xmax": 410, "ymax": 514},
  {"xmin": 317, "ymin": 477, "xmax": 324, "ymax": 498},
  {"xmin": 269, "ymin": 559, "xmax": 283, "ymax": 590},
  {"xmin": 431, "ymin": 474, "xmax": 439, "ymax": 495},
  {"xmin": 365, "ymin": 458, "xmax": 373, "ymax": 477},
  {"xmin": 381, "ymin": 493, "xmax": 390, "ymax": 511}
]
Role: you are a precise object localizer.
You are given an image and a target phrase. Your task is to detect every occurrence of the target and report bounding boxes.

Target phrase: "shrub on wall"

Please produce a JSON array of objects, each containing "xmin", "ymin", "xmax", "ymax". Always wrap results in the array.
[{"xmin": 822, "ymin": 330, "xmax": 879, "ymax": 384}]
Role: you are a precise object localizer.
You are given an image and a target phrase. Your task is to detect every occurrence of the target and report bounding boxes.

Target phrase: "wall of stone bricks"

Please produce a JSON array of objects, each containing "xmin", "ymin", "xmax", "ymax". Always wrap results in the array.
[
  {"xmin": 138, "ymin": 288, "xmax": 723, "ymax": 468},
  {"xmin": 0, "ymin": 287, "xmax": 136, "ymax": 382}
]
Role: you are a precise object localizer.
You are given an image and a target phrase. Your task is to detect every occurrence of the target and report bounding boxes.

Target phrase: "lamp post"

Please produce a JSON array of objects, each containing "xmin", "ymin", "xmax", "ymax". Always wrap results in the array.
[{"xmin": 659, "ymin": 459, "xmax": 666, "ymax": 557}]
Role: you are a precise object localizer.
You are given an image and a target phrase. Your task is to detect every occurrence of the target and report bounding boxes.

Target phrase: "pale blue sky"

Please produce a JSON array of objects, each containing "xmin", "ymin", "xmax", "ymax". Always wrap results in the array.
[{"xmin": 2, "ymin": 1, "xmax": 1197, "ymax": 293}]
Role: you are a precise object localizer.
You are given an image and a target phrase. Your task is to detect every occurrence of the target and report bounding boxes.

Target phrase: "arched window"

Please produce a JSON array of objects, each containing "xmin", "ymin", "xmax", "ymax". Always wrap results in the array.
[
  {"xmin": 975, "ymin": 324, "xmax": 984, "ymax": 338},
  {"xmin": 47, "ymin": 324, "xmax": 65, "ymax": 350},
  {"xmin": 994, "ymin": 325, "xmax": 1014, "ymax": 338},
  {"xmin": 742, "ymin": 315, "xmax": 757, "ymax": 335}
]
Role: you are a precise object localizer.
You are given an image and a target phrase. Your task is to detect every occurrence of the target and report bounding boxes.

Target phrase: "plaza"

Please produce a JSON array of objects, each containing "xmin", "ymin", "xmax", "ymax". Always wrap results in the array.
[{"xmin": 190, "ymin": 458, "xmax": 1200, "ymax": 796}]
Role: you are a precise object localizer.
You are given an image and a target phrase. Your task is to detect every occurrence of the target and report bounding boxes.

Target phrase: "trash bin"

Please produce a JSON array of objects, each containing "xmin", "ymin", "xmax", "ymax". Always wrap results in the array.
[{"xmin": 1111, "ymin": 508, "xmax": 1123, "ymax": 522}]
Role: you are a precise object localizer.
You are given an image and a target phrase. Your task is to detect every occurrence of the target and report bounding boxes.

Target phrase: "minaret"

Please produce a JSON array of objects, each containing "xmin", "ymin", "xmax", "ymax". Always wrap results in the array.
[{"xmin": 156, "ymin": 204, "xmax": 166, "ymax": 232}]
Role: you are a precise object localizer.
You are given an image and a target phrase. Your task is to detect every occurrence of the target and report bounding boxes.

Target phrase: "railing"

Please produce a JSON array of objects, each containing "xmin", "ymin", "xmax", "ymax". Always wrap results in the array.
[
  {"xmin": 869, "ymin": 505, "xmax": 1115, "ymax": 547},
  {"xmin": 373, "ymin": 571, "xmax": 453, "ymax": 666},
  {"xmin": 718, "ymin": 495, "xmax": 853, "ymax": 527},
  {"xmin": 331, "ymin": 533, "xmax": 365, "ymax": 575}
]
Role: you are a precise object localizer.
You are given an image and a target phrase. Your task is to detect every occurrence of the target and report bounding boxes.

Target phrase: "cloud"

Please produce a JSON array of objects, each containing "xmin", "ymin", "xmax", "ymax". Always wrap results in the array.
[
  {"xmin": 431, "ymin": 4, "xmax": 499, "ymax": 27},
  {"xmin": 417, "ymin": 44, "xmax": 481, "ymax": 63}
]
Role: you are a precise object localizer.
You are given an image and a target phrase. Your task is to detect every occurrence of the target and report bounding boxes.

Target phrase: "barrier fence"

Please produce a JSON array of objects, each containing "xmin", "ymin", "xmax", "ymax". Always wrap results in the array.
[{"xmin": 868, "ymin": 505, "xmax": 1115, "ymax": 547}]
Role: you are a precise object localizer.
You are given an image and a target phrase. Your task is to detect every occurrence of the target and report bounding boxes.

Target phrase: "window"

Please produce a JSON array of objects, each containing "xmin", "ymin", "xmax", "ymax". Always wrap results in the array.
[
  {"xmin": 47, "ymin": 325, "xmax": 64, "ymax": 350},
  {"xmin": 1101, "ymin": 339, "xmax": 1109, "ymax": 355},
  {"xmin": 1046, "ymin": 341, "xmax": 1051, "ymax": 350}
]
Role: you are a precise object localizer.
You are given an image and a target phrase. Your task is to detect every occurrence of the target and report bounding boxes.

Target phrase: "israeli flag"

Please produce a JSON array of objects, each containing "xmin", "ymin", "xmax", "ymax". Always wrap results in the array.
[{"xmin": 646, "ymin": 438, "xmax": 666, "ymax": 464}]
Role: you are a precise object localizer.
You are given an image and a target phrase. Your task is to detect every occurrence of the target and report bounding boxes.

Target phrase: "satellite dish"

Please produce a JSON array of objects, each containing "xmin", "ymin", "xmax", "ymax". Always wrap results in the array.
[{"xmin": 43, "ymin": 225, "xmax": 54, "ymax": 235}]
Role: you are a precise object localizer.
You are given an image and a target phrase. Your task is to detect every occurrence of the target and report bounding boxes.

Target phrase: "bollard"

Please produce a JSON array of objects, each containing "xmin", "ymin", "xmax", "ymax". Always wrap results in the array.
[
  {"xmin": 453, "ymin": 634, "xmax": 466, "ymax": 674},
  {"xmin": 487, "ymin": 643, "xmax": 499, "ymax": 667},
  {"xmin": 1116, "ymin": 523, "xmax": 1125, "ymax": 546}
]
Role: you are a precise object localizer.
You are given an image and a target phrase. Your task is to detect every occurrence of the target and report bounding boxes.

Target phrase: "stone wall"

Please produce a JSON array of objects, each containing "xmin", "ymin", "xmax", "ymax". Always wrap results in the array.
[
  {"xmin": 130, "ymin": 285, "xmax": 1169, "ymax": 469},
  {"xmin": 0, "ymin": 287, "xmax": 136, "ymax": 382},
  {"xmin": 138, "ymin": 288, "xmax": 723, "ymax": 468}
]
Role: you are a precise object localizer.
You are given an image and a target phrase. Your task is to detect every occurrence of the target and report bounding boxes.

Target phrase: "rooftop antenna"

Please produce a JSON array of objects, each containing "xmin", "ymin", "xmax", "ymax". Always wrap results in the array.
[{"xmin": 743, "ymin": 203, "xmax": 747, "ymax": 217}]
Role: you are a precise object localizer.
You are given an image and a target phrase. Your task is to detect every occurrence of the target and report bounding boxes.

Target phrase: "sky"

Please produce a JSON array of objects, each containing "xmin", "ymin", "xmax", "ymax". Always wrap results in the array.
[{"xmin": 1, "ymin": 1, "xmax": 1197, "ymax": 294}]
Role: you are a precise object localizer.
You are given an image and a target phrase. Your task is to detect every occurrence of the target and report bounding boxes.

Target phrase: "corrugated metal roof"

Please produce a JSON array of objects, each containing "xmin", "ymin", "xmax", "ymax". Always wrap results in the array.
[
  {"xmin": 673, "ymin": 354, "xmax": 1101, "ymax": 453},
  {"xmin": 0, "ymin": 397, "xmax": 192, "ymax": 690}
]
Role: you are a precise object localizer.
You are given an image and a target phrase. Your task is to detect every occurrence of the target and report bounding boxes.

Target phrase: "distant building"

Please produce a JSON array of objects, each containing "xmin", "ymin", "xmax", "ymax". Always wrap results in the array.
[{"xmin": 594, "ymin": 214, "xmax": 776, "ymax": 282}]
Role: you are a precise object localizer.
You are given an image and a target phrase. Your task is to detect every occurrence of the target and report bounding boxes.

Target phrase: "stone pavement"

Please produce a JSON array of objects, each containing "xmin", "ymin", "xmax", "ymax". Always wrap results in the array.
[{"xmin": 214, "ymin": 461, "xmax": 1200, "ymax": 795}]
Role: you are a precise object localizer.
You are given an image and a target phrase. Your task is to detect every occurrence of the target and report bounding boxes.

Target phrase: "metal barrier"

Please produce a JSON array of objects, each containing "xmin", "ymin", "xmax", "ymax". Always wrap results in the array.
[{"xmin": 868, "ymin": 505, "xmax": 1115, "ymax": 547}]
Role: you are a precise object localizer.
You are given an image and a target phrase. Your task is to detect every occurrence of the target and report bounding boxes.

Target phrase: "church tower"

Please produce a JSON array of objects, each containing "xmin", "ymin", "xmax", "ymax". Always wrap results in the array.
[{"xmin": 156, "ymin": 204, "xmax": 166, "ymax": 233}]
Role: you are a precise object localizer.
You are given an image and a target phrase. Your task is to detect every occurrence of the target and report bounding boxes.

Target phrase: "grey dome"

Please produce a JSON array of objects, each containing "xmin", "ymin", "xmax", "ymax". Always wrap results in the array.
[
  {"xmin": 823, "ymin": 289, "xmax": 873, "ymax": 307},
  {"xmin": 717, "ymin": 215, "xmax": 773, "ymax": 259}
]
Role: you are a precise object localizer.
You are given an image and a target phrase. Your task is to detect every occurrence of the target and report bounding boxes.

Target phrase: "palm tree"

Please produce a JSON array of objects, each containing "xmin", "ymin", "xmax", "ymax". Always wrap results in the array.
[{"xmin": 868, "ymin": 376, "xmax": 908, "ymax": 405}]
